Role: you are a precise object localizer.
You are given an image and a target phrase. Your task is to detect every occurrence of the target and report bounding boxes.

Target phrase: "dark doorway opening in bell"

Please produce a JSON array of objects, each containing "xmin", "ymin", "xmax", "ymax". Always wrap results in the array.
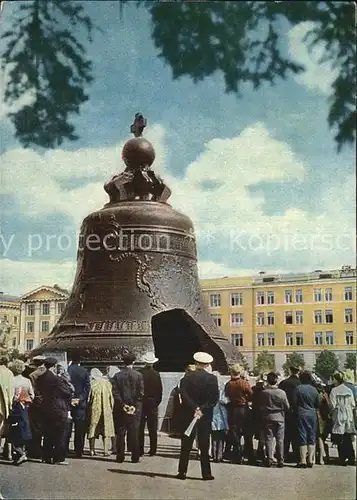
[{"xmin": 151, "ymin": 309, "xmax": 227, "ymax": 373}]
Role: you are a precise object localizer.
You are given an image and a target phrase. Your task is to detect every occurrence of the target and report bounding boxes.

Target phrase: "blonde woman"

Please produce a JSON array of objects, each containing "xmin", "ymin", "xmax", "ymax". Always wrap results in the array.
[{"xmin": 87, "ymin": 368, "xmax": 115, "ymax": 456}]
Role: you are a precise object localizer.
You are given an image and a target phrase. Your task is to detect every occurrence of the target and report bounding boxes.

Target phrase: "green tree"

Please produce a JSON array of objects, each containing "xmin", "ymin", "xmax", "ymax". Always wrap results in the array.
[
  {"xmin": 282, "ymin": 352, "xmax": 305, "ymax": 376},
  {"xmin": 344, "ymin": 352, "xmax": 356, "ymax": 371},
  {"xmin": 1, "ymin": 1, "xmax": 355, "ymax": 150},
  {"xmin": 236, "ymin": 351, "xmax": 249, "ymax": 372},
  {"xmin": 314, "ymin": 350, "xmax": 339, "ymax": 382},
  {"xmin": 253, "ymin": 351, "xmax": 276, "ymax": 376},
  {"xmin": 1, "ymin": 0, "xmax": 94, "ymax": 148}
]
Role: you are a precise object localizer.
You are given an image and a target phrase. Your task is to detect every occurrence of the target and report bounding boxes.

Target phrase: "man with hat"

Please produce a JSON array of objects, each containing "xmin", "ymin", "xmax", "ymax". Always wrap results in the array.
[
  {"xmin": 139, "ymin": 352, "xmax": 162, "ymax": 457},
  {"xmin": 176, "ymin": 352, "xmax": 219, "ymax": 481},
  {"xmin": 35, "ymin": 357, "xmax": 73, "ymax": 465},
  {"xmin": 279, "ymin": 365, "xmax": 301, "ymax": 463},
  {"xmin": 26, "ymin": 356, "xmax": 46, "ymax": 458}
]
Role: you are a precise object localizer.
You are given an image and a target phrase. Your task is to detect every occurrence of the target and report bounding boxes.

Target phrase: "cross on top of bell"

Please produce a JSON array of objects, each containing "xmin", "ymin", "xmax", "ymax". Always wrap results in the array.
[{"xmin": 130, "ymin": 113, "xmax": 147, "ymax": 138}]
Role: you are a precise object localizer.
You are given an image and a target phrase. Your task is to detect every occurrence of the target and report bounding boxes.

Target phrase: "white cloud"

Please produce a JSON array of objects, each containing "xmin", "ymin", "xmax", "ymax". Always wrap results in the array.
[
  {"xmin": 0, "ymin": 121, "xmax": 355, "ymax": 294},
  {"xmin": 288, "ymin": 21, "xmax": 339, "ymax": 95}
]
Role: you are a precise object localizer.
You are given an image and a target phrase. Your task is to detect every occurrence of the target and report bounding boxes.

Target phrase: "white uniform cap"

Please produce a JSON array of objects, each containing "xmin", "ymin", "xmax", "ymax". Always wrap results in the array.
[
  {"xmin": 193, "ymin": 352, "xmax": 213, "ymax": 364},
  {"xmin": 141, "ymin": 352, "xmax": 159, "ymax": 364}
]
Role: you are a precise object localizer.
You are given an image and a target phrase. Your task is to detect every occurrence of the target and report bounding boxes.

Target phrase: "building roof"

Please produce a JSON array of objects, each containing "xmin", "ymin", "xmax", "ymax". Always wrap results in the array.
[
  {"xmin": 21, "ymin": 284, "xmax": 70, "ymax": 301},
  {"xmin": 0, "ymin": 293, "xmax": 20, "ymax": 303}
]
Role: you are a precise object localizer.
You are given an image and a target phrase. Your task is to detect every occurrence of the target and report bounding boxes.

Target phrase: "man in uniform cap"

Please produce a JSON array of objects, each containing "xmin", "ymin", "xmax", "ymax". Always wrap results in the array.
[
  {"xmin": 176, "ymin": 352, "xmax": 219, "ymax": 480},
  {"xmin": 139, "ymin": 352, "xmax": 162, "ymax": 457}
]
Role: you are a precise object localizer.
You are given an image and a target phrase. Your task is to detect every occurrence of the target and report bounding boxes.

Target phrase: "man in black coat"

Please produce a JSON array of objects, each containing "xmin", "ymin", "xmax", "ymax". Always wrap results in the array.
[
  {"xmin": 67, "ymin": 351, "xmax": 90, "ymax": 458},
  {"xmin": 279, "ymin": 365, "xmax": 301, "ymax": 463},
  {"xmin": 139, "ymin": 352, "xmax": 163, "ymax": 456},
  {"xmin": 111, "ymin": 352, "xmax": 144, "ymax": 463},
  {"xmin": 177, "ymin": 352, "xmax": 219, "ymax": 481},
  {"xmin": 36, "ymin": 357, "xmax": 73, "ymax": 465}
]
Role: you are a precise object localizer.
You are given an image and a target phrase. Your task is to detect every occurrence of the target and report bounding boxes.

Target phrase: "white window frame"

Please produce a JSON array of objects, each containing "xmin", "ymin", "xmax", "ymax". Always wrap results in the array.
[
  {"xmin": 267, "ymin": 291, "xmax": 275, "ymax": 304},
  {"xmin": 284, "ymin": 290, "xmax": 293, "ymax": 304},
  {"xmin": 314, "ymin": 310, "xmax": 322, "ymax": 324},
  {"xmin": 256, "ymin": 312, "xmax": 265, "ymax": 326},
  {"xmin": 314, "ymin": 288, "xmax": 322, "ymax": 302},
  {"xmin": 344, "ymin": 308, "xmax": 353, "ymax": 323},
  {"xmin": 325, "ymin": 288, "xmax": 333, "ymax": 302},
  {"xmin": 211, "ymin": 314, "xmax": 222, "ymax": 327},
  {"xmin": 314, "ymin": 331, "xmax": 323, "ymax": 345},
  {"xmin": 267, "ymin": 312, "xmax": 275, "ymax": 326},
  {"xmin": 295, "ymin": 332, "xmax": 304, "ymax": 346},
  {"xmin": 295, "ymin": 310, "xmax": 304, "ymax": 324},
  {"xmin": 231, "ymin": 313, "xmax": 243, "ymax": 326},
  {"xmin": 295, "ymin": 289, "xmax": 303, "ymax": 303},
  {"xmin": 26, "ymin": 321, "xmax": 34, "ymax": 333},
  {"xmin": 25, "ymin": 339, "xmax": 34, "ymax": 351},
  {"xmin": 257, "ymin": 333, "xmax": 265, "ymax": 347},
  {"xmin": 344, "ymin": 287, "xmax": 352, "ymax": 301},
  {"xmin": 41, "ymin": 302, "xmax": 50, "ymax": 315},
  {"xmin": 27, "ymin": 304, "xmax": 35, "ymax": 316},
  {"xmin": 325, "ymin": 309, "xmax": 333, "ymax": 324},
  {"xmin": 231, "ymin": 292, "xmax": 243, "ymax": 306},
  {"xmin": 325, "ymin": 331, "xmax": 334, "ymax": 345},
  {"xmin": 267, "ymin": 333, "xmax": 275, "ymax": 346},
  {"xmin": 256, "ymin": 292, "xmax": 265, "ymax": 305},
  {"xmin": 231, "ymin": 333, "xmax": 243, "ymax": 347},
  {"xmin": 209, "ymin": 294, "xmax": 221, "ymax": 308},
  {"xmin": 285, "ymin": 332, "xmax": 294, "ymax": 346},
  {"xmin": 345, "ymin": 331, "xmax": 354, "ymax": 345},
  {"xmin": 57, "ymin": 302, "xmax": 65, "ymax": 314},
  {"xmin": 285, "ymin": 311, "xmax": 293, "ymax": 325},
  {"xmin": 41, "ymin": 320, "xmax": 50, "ymax": 333}
]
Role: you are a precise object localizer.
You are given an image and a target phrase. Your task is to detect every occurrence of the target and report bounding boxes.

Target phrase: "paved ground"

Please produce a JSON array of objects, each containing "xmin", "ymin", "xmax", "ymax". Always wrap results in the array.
[{"xmin": 0, "ymin": 435, "xmax": 356, "ymax": 500}]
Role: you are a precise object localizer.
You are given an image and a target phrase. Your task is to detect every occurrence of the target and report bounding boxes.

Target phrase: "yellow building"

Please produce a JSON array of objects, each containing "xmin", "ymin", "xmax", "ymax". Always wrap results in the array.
[
  {"xmin": 200, "ymin": 266, "xmax": 357, "ymax": 372},
  {"xmin": 0, "ymin": 292, "xmax": 20, "ymax": 349},
  {"xmin": 19, "ymin": 285, "xmax": 69, "ymax": 353}
]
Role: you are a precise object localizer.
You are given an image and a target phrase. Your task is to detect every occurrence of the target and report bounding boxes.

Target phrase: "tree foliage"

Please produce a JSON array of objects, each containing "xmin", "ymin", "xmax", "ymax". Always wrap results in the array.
[
  {"xmin": 282, "ymin": 352, "xmax": 305, "ymax": 376},
  {"xmin": 142, "ymin": 0, "xmax": 355, "ymax": 151},
  {"xmin": 253, "ymin": 351, "xmax": 276, "ymax": 376},
  {"xmin": 1, "ymin": 0, "xmax": 94, "ymax": 148},
  {"xmin": 344, "ymin": 352, "xmax": 356, "ymax": 371},
  {"xmin": 314, "ymin": 350, "xmax": 339, "ymax": 381},
  {"xmin": 1, "ymin": 1, "xmax": 355, "ymax": 150}
]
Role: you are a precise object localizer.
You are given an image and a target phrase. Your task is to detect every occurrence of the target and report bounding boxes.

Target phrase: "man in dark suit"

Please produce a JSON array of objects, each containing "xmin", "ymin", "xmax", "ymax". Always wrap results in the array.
[
  {"xmin": 67, "ymin": 351, "xmax": 90, "ymax": 458},
  {"xmin": 36, "ymin": 357, "xmax": 73, "ymax": 465},
  {"xmin": 111, "ymin": 351, "xmax": 144, "ymax": 463},
  {"xmin": 139, "ymin": 352, "xmax": 163, "ymax": 456},
  {"xmin": 177, "ymin": 352, "xmax": 219, "ymax": 481},
  {"xmin": 279, "ymin": 365, "xmax": 301, "ymax": 463}
]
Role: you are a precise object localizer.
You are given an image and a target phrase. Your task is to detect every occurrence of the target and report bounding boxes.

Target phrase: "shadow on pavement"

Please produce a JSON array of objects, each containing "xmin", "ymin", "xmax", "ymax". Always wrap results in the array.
[{"xmin": 108, "ymin": 469, "xmax": 202, "ymax": 481}]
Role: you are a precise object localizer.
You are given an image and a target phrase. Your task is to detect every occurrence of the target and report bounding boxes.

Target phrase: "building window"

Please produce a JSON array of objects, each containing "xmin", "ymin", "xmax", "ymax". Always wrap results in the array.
[
  {"xmin": 285, "ymin": 311, "xmax": 293, "ymax": 325},
  {"xmin": 267, "ymin": 291, "xmax": 275, "ymax": 304},
  {"xmin": 25, "ymin": 339, "xmax": 34, "ymax": 351},
  {"xmin": 231, "ymin": 313, "xmax": 243, "ymax": 326},
  {"xmin": 325, "ymin": 309, "xmax": 333, "ymax": 324},
  {"xmin": 41, "ymin": 302, "xmax": 50, "ymax": 315},
  {"xmin": 231, "ymin": 333, "xmax": 243, "ymax": 347},
  {"xmin": 231, "ymin": 293, "xmax": 243, "ymax": 306},
  {"xmin": 346, "ymin": 331, "xmax": 354, "ymax": 345},
  {"xmin": 57, "ymin": 302, "xmax": 65, "ymax": 314},
  {"xmin": 41, "ymin": 320, "xmax": 50, "ymax": 333},
  {"xmin": 344, "ymin": 287, "xmax": 352, "ymax": 301},
  {"xmin": 256, "ymin": 312, "xmax": 265, "ymax": 326},
  {"xmin": 314, "ymin": 288, "xmax": 322, "ymax": 302},
  {"xmin": 267, "ymin": 312, "xmax": 275, "ymax": 326},
  {"xmin": 345, "ymin": 308, "xmax": 353, "ymax": 323},
  {"xmin": 211, "ymin": 314, "xmax": 222, "ymax": 327},
  {"xmin": 296, "ymin": 332, "xmax": 304, "ymax": 346},
  {"xmin": 14, "ymin": 316, "xmax": 18, "ymax": 325},
  {"xmin": 325, "ymin": 288, "xmax": 332, "ymax": 302},
  {"xmin": 314, "ymin": 310, "xmax": 322, "ymax": 324},
  {"xmin": 285, "ymin": 332, "xmax": 294, "ymax": 346},
  {"xmin": 12, "ymin": 338, "xmax": 16, "ymax": 347},
  {"xmin": 27, "ymin": 304, "xmax": 35, "ymax": 316},
  {"xmin": 257, "ymin": 333, "xmax": 265, "ymax": 347},
  {"xmin": 284, "ymin": 290, "xmax": 293, "ymax": 303},
  {"xmin": 295, "ymin": 289, "xmax": 303, "ymax": 303},
  {"xmin": 325, "ymin": 331, "xmax": 334, "ymax": 345},
  {"xmin": 267, "ymin": 333, "xmax": 275, "ymax": 346},
  {"xmin": 295, "ymin": 310, "xmax": 304, "ymax": 324},
  {"xmin": 209, "ymin": 294, "xmax": 221, "ymax": 308},
  {"xmin": 26, "ymin": 321, "xmax": 34, "ymax": 333},
  {"xmin": 256, "ymin": 292, "xmax": 265, "ymax": 305},
  {"xmin": 314, "ymin": 331, "xmax": 323, "ymax": 345}
]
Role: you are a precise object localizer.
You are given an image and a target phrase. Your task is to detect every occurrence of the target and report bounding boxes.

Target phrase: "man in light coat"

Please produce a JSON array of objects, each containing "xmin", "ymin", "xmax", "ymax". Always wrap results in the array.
[{"xmin": 0, "ymin": 355, "xmax": 14, "ymax": 459}]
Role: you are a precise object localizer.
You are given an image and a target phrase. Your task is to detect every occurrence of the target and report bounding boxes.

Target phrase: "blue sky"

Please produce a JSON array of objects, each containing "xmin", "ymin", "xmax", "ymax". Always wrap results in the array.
[{"xmin": 0, "ymin": 2, "xmax": 355, "ymax": 296}]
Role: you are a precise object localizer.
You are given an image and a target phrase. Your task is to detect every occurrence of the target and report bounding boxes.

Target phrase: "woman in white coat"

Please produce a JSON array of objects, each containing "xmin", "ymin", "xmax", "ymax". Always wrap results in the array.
[{"xmin": 329, "ymin": 372, "xmax": 356, "ymax": 466}]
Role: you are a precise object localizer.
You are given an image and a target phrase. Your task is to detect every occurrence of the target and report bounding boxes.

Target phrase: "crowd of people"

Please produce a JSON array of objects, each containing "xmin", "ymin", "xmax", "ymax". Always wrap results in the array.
[{"xmin": 0, "ymin": 349, "xmax": 356, "ymax": 481}]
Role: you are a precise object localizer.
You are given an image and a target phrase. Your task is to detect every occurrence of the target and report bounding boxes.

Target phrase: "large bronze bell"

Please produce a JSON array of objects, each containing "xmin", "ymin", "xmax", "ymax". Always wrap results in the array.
[{"xmin": 36, "ymin": 114, "xmax": 239, "ymax": 373}]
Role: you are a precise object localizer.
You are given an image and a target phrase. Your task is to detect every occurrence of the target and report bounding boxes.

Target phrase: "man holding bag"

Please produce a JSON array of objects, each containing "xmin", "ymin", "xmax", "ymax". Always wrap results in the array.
[{"xmin": 176, "ymin": 352, "xmax": 219, "ymax": 481}]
